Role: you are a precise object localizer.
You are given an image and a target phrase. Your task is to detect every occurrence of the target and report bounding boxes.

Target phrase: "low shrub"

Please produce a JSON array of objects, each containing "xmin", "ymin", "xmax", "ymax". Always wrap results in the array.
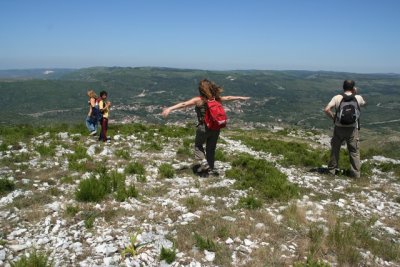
[
  {"xmin": 159, "ymin": 163, "xmax": 175, "ymax": 178},
  {"xmin": 75, "ymin": 177, "xmax": 107, "ymax": 202},
  {"xmin": 194, "ymin": 233, "xmax": 217, "ymax": 252},
  {"xmin": 238, "ymin": 195, "xmax": 262, "ymax": 209},
  {"xmin": 10, "ymin": 249, "xmax": 54, "ymax": 267},
  {"xmin": 36, "ymin": 144, "xmax": 56, "ymax": 157},
  {"xmin": 160, "ymin": 246, "xmax": 176, "ymax": 264},
  {"xmin": 115, "ymin": 149, "xmax": 130, "ymax": 160},
  {"xmin": 0, "ymin": 178, "xmax": 15, "ymax": 195},
  {"xmin": 183, "ymin": 196, "xmax": 205, "ymax": 212},
  {"xmin": 226, "ymin": 153, "xmax": 299, "ymax": 201},
  {"xmin": 125, "ymin": 162, "xmax": 145, "ymax": 175},
  {"xmin": 115, "ymin": 185, "xmax": 138, "ymax": 202},
  {"xmin": 294, "ymin": 258, "xmax": 330, "ymax": 267}
]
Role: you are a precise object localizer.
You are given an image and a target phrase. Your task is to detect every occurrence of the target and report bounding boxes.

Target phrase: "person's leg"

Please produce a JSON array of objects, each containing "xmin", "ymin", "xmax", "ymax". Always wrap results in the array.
[
  {"xmin": 328, "ymin": 127, "xmax": 343, "ymax": 174},
  {"xmin": 194, "ymin": 125, "xmax": 208, "ymax": 170},
  {"xmin": 101, "ymin": 118, "xmax": 108, "ymax": 142},
  {"xmin": 205, "ymin": 130, "xmax": 220, "ymax": 169},
  {"xmin": 86, "ymin": 116, "xmax": 95, "ymax": 132},
  {"xmin": 347, "ymin": 128, "xmax": 361, "ymax": 178},
  {"xmin": 98, "ymin": 118, "xmax": 104, "ymax": 141}
]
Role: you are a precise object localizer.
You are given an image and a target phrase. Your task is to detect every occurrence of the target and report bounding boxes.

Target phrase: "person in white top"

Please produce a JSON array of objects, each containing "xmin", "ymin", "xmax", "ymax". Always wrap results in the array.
[{"xmin": 324, "ymin": 80, "xmax": 366, "ymax": 178}]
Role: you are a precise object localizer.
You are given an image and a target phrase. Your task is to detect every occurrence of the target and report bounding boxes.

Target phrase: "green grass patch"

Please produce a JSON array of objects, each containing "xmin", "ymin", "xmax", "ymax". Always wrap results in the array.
[
  {"xmin": 75, "ymin": 169, "xmax": 139, "ymax": 202},
  {"xmin": 226, "ymin": 153, "xmax": 299, "ymax": 201},
  {"xmin": 65, "ymin": 205, "xmax": 79, "ymax": 217},
  {"xmin": 115, "ymin": 149, "xmax": 130, "ymax": 160},
  {"xmin": 160, "ymin": 246, "xmax": 176, "ymax": 264},
  {"xmin": 75, "ymin": 176, "xmax": 108, "ymax": 202},
  {"xmin": 183, "ymin": 196, "xmax": 206, "ymax": 212},
  {"xmin": 328, "ymin": 219, "xmax": 400, "ymax": 265},
  {"xmin": 10, "ymin": 249, "xmax": 54, "ymax": 267},
  {"xmin": 125, "ymin": 162, "xmax": 146, "ymax": 175},
  {"xmin": 0, "ymin": 178, "xmax": 15, "ymax": 195},
  {"xmin": 238, "ymin": 195, "xmax": 262, "ymax": 209},
  {"xmin": 35, "ymin": 143, "xmax": 56, "ymax": 157},
  {"xmin": 294, "ymin": 258, "xmax": 330, "ymax": 267},
  {"xmin": 234, "ymin": 135, "xmax": 329, "ymax": 167},
  {"xmin": 194, "ymin": 232, "xmax": 217, "ymax": 252},
  {"xmin": 159, "ymin": 163, "xmax": 175, "ymax": 178}
]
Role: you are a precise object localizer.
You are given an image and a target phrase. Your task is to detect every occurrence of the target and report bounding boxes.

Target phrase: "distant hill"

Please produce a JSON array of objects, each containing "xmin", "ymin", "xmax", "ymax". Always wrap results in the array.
[
  {"xmin": 1, "ymin": 67, "xmax": 399, "ymax": 133},
  {"xmin": 0, "ymin": 68, "xmax": 75, "ymax": 80}
]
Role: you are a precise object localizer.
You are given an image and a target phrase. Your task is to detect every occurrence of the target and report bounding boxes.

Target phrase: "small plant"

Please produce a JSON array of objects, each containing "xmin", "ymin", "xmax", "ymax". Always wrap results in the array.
[
  {"xmin": 75, "ymin": 177, "xmax": 107, "ymax": 202},
  {"xmin": 83, "ymin": 211, "xmax": 98, "ymax": 229},
  {"xmin": 10, "ymin": 249, "xmax": 54, "ymax": 267},
  {"xmin": 215, "ymin": 148, "xmax": 228, "ymax": 162},
  {"xmin": 125, "ymin": 162, "xmax": 145, "ymax": 175},
  {"xmin": 0, "ymin": 178, "xmax": 15, "ymax": 195},
  {"xmin": 115, "ymin": 149, "xmax": 130, "ymax": 160},
  {"xmin": 65, "ymin": 205, "xmax": 79, "ymax": 217},
  {"xmin": 159, "ymin": 163, "xmax": 175, "ymax": 178},
  {"xmin": 121, "ymin": 231, "xmax": 149, "ymax": 258},
  {"xmin": 35, "ymin": 144, "xmax": 56, "ymax": 157},
  {"xmin": 183, "ymin": 196, "xmax": 205, "ymax": 212},
  {"xmin": 115, "ymin": 185, "xmax": 139, "ymax": 202},
  {"xmin": 60, "ymin": 176, "xmax": 74, "ymax": 184},
  {"xmin": 160, "ymin": 246, "xmax": 176, "ymax": 264},
  {"xmin": 238, "ymin": 195, "xmax": 262, "ymax": 209},
  {"xmin": 48, "ymin": 187, "xmax": 61, "ymax": 196},
  {"xmin": 226, "ymin": 153, "xmax": 299, "ymax": 201},
  {"xmin": 137, "ymin": 174, "xmax": 147, "ymax": 183},
  {"xmin": 194, "ymin": 233, "xmax": 217, "ymax": 251},
  {"xmin": 294, "ymin": 258, "xmax": 331, "ymax": 267}
]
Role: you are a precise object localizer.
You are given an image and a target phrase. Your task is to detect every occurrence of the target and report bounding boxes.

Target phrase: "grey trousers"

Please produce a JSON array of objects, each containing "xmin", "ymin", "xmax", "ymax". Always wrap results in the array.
[
  {"xmin": 328, "ymin": 126, "xmax": 361, "ymax": 178},
  {"xmin": 194, "ymin": 124, "xmax": 220, "ymax": 169}
]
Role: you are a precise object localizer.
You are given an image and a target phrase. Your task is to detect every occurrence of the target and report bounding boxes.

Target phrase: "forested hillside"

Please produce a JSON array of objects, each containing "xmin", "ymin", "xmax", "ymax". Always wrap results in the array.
[{"xmin": 1, "ymin": 67, "xmax": 399, "ymax": 133}]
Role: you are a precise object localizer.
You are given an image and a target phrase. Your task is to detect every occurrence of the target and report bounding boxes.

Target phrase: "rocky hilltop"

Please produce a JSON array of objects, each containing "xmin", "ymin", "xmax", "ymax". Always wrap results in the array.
[{"xmin": 0, "ymin": 123, "xmax": 399, "ymax": 266}]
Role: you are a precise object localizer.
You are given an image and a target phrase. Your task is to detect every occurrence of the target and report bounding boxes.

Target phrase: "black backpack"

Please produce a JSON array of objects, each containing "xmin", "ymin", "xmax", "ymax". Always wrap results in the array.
[{"xmin": 335, "ymin": 93, "xmax": 360, "ymax": 126}]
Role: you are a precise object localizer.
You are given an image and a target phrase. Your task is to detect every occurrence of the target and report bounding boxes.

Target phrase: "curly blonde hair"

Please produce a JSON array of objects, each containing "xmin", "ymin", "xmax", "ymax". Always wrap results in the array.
[
  {"xmin": 198, "ymin": 79, "xmax": 223, "ymax": 101},
  {"xmin": 87, "ymin": 89, "xmax": 97, "ymax": 99}
]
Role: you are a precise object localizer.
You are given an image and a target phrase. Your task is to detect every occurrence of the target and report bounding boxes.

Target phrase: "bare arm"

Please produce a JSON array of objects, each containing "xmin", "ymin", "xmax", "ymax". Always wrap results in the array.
[
  {"xmin": 90, "ymin": 97, "xmax": 96, "ymax": 107},
  {"xmin": 324, "ymin": 104, "xmax": 335, "ymax": 121},
  {"xmin": 220, "ymin": 96, "xmax": 250, "ymax": 101},
  {"xmin": 162, "ymin": 97, "xmax": 200, "ymax": 118}
]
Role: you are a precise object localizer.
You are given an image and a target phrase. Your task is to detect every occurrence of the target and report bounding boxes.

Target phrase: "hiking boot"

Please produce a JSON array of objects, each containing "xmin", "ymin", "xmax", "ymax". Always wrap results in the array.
[
  {"xmin": 208, "ymin": 169, "xmax": 219, "ymax": 176},
  {"xmin": 196, "ymin": 160, "xmax": 210, "ymax": 173}
]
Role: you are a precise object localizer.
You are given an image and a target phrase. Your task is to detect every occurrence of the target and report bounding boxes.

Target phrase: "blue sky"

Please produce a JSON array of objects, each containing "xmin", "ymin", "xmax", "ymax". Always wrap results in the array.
[{"xmin": 1, "ymin": 0, "xmax": 399, "ymax": 73}]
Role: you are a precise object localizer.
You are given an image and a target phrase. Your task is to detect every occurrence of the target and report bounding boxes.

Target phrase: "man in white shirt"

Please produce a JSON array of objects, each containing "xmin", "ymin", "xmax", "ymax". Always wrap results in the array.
[{"xmin": 324, "ymin": 80, "xmax": 366, "ymax": 178}]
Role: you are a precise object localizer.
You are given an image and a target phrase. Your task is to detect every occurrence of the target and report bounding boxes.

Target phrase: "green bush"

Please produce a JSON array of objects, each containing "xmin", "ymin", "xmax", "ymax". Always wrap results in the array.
[
  {"xmin": 183, "ymin": 196, "xmax": 205, "ymax": 212},
  {"xmin": 115, "ymin": 149, "xmax": 130, "ymax": 160},
  {"xmin": 215, "ymin": 148, "xmax": 228, "ymax": 162},
  {"xmin": 10, "ymin": 249, "xmax": 53, "ymax": 267},
  {"xmin": 75, "ymin": 177, "xmax": 107, "ymax": 202},
  {"xmin": 115, "ymin": 185, "xmax": 138, "ymax": 202},
  {"xmin": 160, "ymin": 246, "xmax": 176, "ymax": 264},
  {"xmin": 0, "ymin": 178, "xmax": 15, "ymax": 195},
  {"xmin": 238, "ymin": 195, "xmax": 262, "ymax": 209},
  {"xmin": 125, "ymin": 162, "xmax": 146, "ymax": 175},
  {"xmin": 36, "ymin": 144, "xmax": 56, "ymax": 157},
  {"xmin": 194, "ymin": 233, "xmax": 217, "ymax": 252},
  {"xmin": 65, "ymin": 205, "xmax": 79, "ymax": 217},
  {"xmin": 159, "ymin": 163, "xmax": 175, "ymax": 178},
  {"xmin": 234, "ymin": 136, "xmax": 329, "ymax": 167},
  {"xmin": 226, "ymin": 154, "xmax": 299, "ymax": 201},
  {"xmin": 83, "ymin": 211, "xmax": 98, "ymax": 229},
  {"xmin": 294, "ymin": 258, "xmax": 330, "ymax": 267}
]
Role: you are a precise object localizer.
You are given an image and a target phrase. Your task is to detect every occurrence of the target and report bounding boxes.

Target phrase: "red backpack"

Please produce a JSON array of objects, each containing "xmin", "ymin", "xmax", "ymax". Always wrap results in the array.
[{"xmin": 204, "ymin": 99, "xmax": 227, "ymax": 130}]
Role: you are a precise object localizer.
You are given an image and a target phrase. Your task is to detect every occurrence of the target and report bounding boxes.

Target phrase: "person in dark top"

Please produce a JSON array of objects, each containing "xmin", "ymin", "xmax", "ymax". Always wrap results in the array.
[{"xmin": 162, "ymin": 79, "xmax": 249, "ymax": 175}]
